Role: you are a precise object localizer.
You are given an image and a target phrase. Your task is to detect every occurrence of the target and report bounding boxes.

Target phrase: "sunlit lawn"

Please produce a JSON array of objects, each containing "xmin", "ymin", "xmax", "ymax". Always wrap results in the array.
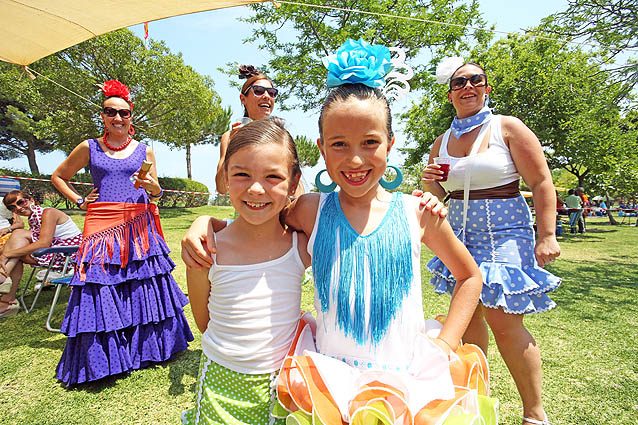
[{"xmin": 0, "ymin": 209, "xmax": 636, "ymax": 424}]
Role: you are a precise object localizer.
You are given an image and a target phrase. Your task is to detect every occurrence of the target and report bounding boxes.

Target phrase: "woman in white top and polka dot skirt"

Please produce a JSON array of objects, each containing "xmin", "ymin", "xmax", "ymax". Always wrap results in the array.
[{"xmin": 422, "ymin": 61, "xmax": 560, "ymax": 425}]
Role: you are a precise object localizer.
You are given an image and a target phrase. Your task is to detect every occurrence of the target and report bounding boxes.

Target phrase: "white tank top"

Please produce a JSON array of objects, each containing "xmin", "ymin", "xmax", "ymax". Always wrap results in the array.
[
  {"xmin": 201, "ymin": 232, "xmax": 305, "ymax": 374},
  {"xmin": 438, "ymin": 115, "xmax": 520, "ymax": 192},
  {"xmin": 54, "ymin": 217, "xmax": 81, "ymax": 239}
]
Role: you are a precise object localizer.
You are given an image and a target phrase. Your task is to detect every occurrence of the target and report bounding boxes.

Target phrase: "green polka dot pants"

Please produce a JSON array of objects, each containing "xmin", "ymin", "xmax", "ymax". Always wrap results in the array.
[{"xmin": 181, "ymin": 352, "xmax": 286, "ymax": 425}]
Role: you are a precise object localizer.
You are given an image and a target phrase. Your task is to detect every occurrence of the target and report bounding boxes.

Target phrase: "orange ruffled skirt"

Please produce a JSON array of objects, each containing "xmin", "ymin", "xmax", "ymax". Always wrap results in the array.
[{"xmin": 275, "ymin": 314, "xmax": 499, "ymax": 425}]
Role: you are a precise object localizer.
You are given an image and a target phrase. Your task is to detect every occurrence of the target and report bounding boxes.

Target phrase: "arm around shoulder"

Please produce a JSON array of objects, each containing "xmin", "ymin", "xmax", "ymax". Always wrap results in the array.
[
  {"xmin": 186, "ymin": 267, "xmax": 212, "ymax": 334},
  {"xmin": 284, "ymin": 193, "xmax": 319, "ymax": 237}
]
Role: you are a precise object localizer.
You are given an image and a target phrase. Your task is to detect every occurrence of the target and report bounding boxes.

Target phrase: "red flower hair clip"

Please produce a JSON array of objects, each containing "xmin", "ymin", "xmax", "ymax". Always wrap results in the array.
[{"xmin": 101, "ymin": 80, "xmax": 131, "ymax": 101}]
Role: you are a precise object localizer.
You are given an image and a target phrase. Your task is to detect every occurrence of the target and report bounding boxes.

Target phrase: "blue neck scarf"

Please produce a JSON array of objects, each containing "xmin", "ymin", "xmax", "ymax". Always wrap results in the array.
[{"xmin": 450, "ymin": 105, "xmax": 492, "ymax": 139}]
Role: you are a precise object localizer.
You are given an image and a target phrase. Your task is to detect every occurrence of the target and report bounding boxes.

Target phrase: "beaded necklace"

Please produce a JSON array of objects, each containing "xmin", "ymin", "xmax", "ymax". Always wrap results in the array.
[{"xmin": 103, "ymin": 133, "xmax": 132, "ymax": 151}]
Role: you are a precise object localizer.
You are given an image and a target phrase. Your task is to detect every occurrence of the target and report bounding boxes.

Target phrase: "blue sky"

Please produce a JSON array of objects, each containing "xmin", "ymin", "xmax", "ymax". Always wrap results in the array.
[{"xmin": 1, "ymin": 0, "xmax": 567, "ymax": 195}]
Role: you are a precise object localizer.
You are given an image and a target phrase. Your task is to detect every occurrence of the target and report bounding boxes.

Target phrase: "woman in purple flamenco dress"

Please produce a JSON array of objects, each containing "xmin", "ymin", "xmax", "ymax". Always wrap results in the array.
[{"xmin": 51, "ymin": 80, "xmax": 193, "ymax": 386}]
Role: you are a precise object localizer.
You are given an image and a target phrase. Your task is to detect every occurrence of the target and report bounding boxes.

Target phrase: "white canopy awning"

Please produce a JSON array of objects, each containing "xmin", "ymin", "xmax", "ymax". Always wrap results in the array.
[{"xmin": 0, "ymin": 0, "xmax": 268, "ymax": 66}]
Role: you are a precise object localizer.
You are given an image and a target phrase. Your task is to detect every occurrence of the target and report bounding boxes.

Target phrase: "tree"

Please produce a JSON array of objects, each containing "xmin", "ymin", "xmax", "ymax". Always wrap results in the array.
[
  {"xmin": 0, "ymin": 29, "xmax": 228, "ymax": 175},
  {"xmin": 294, "ymin": 135, "xmax": 320, "ymax": 168},
  {"xmin": 0, "ymin": 97, "xmax": 55, "ymax": 174},
  {"xmin": 543, "ymin": 0, "xmax": 638, "ymax": 97},
  {"xmin": 242, "ymin": 0, "xmax": 490, "ymax": 112}
]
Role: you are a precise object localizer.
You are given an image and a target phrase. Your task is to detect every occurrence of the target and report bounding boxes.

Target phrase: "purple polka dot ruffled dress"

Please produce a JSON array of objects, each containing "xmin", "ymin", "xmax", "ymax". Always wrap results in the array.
[{"xmin": 55, "ymin": 139, "xmax": 193, "ymax": 386}]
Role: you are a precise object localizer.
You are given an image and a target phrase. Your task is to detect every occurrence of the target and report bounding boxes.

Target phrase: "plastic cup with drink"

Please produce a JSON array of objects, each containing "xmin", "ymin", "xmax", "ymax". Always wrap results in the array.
[{"xmin": 434, "ymin": 157, "xmax": 451, "ymax": 182}]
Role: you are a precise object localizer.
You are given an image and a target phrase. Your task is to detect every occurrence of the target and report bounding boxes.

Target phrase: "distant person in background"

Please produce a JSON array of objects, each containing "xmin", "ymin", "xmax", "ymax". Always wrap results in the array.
[
  {"xmin": 0, "ymin": 190, "xmax": 81, "ymax": 318},
  {"xmin": 214, "ymin": 65, "xmax": 304, "ymax": 198},
  {"xmin": 0, "ymin": 197, "xmax": 23, "ymax": 251},
  {"xmin": 564, "ymin": 189, "xmax": 582, "ymax": 234},
  {"xmin": 556, "ymin": 190, "xmax": 568, "ymax": 216},
  {"xmin": 576, "ymin": 187, "xmax": 588, "ymax": 233},
  {"xmin": 0, "ymin": 178, "xmax": 23, "ymax": 252},
  {"xmin": 215, "ymin": 65, "xmax": 278, "ymax": 195}
]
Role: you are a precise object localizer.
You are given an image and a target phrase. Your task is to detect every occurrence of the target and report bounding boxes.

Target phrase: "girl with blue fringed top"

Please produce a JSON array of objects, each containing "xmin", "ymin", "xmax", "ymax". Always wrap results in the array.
[
  {"xmin": 422, "ymin": 58, "xmax": 561, "ymax": 425},
  {"xmin": 181, "ymin": 40, "xmax": 499, "ymax": 425},
  {"xmin": 51, "ymin": 80, "xmax": 193, "ymax": 386}
]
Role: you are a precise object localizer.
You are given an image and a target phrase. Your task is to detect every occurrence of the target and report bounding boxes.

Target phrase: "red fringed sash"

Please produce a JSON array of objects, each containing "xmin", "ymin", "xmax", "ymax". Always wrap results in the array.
[{"xmin": 77, "ymin": 202, "xmax": 164, "ymax": 281}]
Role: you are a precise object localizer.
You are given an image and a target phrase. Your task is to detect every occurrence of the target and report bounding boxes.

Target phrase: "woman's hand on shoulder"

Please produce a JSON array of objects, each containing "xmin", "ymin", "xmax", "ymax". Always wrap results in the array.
[{"xmin": 410, "ymin": 190, "xmax": 448, "ymax": 218}]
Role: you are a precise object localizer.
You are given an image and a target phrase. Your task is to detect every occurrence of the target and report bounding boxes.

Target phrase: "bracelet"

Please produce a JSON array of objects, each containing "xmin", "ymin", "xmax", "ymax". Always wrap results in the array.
[
  {"xmin": 438, "ymin": 337, "xmax": 455, "ymax": 351},
  {"xmin": 148, "ymin": 188, "xmax": 163, "ymax": 199}
]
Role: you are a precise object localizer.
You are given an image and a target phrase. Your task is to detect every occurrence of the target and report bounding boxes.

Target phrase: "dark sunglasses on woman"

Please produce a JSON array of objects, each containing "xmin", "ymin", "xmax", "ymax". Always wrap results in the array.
[
  {"xmin": 450, "ymin": 74, "xmax": 487, "ymax": 91},
  {"xmin": 245, "ymin": 85, "xmax": 279, "ymax": 99},
  {"xmin": 103, "ymin": 107, "xmax": 132, "ymax": 119},
  {"xmin": 6, "ymin": 198, "xmax": 28, "ymax": 212}
]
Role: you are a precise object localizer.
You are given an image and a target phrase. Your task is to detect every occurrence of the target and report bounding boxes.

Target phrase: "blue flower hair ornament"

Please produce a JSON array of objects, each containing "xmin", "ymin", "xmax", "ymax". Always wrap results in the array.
[
  {"xmin": 323, "ymin": 39, "xmax": 413, "ymax": 100},
  {"xmin": 323, "ymin": 39, "xmax": 392, "ymax": 88}
]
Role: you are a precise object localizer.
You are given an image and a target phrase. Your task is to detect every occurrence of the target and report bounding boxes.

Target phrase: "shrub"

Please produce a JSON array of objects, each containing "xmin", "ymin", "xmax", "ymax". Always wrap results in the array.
[
  {"xmin": 0, "ymin": 168, "xmax": 209, "ymax": 208},
  {"xmin": 157, "ymin": 177, "xmax": 210, "ymax": 208}
]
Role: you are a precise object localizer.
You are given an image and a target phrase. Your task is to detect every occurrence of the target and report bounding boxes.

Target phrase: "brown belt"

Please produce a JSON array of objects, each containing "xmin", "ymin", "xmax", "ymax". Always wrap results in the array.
[{"xmin": 449, "ymin": 180, "xmax": 521, "ymax": 200}]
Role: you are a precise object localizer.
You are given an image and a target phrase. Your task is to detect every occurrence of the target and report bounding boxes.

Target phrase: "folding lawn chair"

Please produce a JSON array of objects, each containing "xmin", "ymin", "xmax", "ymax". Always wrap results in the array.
[
  {"xmin": 0, "ymin": 177, "xmax": 21, "ymax": 196},
  {"xmin": 18, "ymin": 245, "xmax": 78, "ymax": 332}
]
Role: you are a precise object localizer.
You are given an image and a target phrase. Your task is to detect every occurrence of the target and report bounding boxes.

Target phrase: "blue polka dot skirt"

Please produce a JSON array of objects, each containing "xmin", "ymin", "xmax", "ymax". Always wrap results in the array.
[
  {"xmin": 427, "ymin": 196, "xmax": 561, "ymax": 314},
  {"xmin": 181, "ymin": 352, "xmax": 285, "ymax": 425}
]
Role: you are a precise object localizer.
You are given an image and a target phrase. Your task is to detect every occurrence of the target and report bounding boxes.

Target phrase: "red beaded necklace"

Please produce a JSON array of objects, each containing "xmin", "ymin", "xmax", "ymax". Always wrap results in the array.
[{"xmin": 103, "ymin": 133, "xmax": 133, "ymax": 151}]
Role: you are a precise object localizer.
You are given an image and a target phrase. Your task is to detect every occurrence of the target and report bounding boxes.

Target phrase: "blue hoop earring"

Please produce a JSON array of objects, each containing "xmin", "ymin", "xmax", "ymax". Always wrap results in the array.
[
  {"xmin": 315, "ymin": 169, "xmax": 337, "ymax": 193},
  {"xmin": 379, "ymin": 165, "xmax": 403, "ymax": 190}
]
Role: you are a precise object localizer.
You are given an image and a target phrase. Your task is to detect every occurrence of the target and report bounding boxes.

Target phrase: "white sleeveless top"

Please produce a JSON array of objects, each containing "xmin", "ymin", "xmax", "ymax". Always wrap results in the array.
[
  {"xmin": 201, "ymin": 232, "xmax": 305, "ymax": 374},
  {"xmin": 307, "ymin": 193, "xmax": 426, "ymax": 371},
  {"xmin": 438, "ymin": 115, "xmax": 520, "ymax": 192},
  {"xmin": 54, "ymin": 217, "xmax": 81, "ymax": 240}
]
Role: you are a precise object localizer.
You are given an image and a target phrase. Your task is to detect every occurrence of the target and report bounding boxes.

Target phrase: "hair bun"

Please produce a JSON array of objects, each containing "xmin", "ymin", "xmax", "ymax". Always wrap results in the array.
[
  {"xmin": 101, "ymin": 80, "xmax": 131, "ymax": 101},
  {"xmin": 238, "ymin": 64, "xmax": 261, "ymax": 80}
]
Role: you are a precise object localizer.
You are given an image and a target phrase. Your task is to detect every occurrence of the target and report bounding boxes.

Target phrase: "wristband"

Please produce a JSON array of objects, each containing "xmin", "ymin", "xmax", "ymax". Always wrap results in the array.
[
  {"xmin": 76, "ymin": 198, "xmax": 85, "ymax": 208},
  {"xmin": 148, "ymin": 188, "xmax": 163, "ymax": 199},
  {"xmin": 438, "ymin": 337, "xmax": 455, "ymax": 352}
]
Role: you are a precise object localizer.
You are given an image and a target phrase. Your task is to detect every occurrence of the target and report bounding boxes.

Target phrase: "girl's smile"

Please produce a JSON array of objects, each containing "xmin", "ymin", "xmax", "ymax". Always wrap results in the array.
[
  {"xmin": 342, "ymin": 169, "xmax": 372, "ymax": 185},
  {"xmin": 226, "ymin": 144, "xmax": 293, "ymax": 226},
  {"xmin": 319, "ymin": 97, "xmax": 394, "ymax": 202}
]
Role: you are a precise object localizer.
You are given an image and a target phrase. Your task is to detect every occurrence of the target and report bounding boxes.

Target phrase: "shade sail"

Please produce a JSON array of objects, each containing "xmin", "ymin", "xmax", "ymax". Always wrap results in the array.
[{"xmin": 0, "ymin": 0, "xmax": 268, "ymax": 66}]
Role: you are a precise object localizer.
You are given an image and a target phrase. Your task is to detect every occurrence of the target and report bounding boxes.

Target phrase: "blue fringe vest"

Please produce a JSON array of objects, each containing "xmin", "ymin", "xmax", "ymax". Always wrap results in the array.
[{"xmin": 312, "ymin": 192, "xmax": 413, "ymax": 346}]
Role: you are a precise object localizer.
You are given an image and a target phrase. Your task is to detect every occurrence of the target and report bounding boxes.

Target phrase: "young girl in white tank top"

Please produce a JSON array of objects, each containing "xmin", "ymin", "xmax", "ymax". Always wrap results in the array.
[{"xmin": 182, "ymin": 118, "xmax": 311, "ymax": 425}]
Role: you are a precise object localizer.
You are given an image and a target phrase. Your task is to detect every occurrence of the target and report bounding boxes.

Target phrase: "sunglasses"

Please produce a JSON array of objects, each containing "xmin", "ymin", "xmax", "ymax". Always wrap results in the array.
[
  {"xmin": 245, "ymin": 85, "xmax": 279, "ymax": 99},
  {"xmin": 6, "ymin": 198, "xmax": 28, "ymax": 212},
  {"xmin": 450, "ymin": 74, "xmax": 487, "ymax": 91},
  {"xmin": 103, "ymin": 107, "xmax": 132, "ymax": 118}
]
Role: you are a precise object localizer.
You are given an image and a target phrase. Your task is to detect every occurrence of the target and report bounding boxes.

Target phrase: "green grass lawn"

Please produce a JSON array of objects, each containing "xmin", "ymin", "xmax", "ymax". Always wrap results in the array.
[{"xmin": 0, "ymin": 210, "xmax": 636, "ymax": 424}]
